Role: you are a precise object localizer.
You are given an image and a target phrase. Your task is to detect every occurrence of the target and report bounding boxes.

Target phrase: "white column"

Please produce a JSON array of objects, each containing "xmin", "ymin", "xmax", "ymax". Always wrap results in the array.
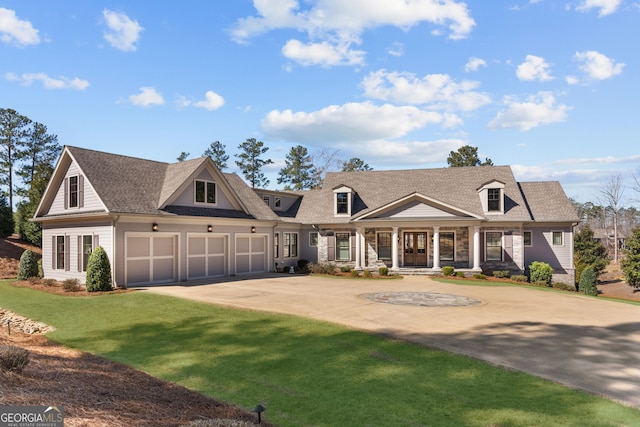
[
  {"xmin": 473, "ymin": 225, "xmax": 481, "ymax": 271},
  {"xmin": 355, "ymin": 228, "xmax": 362, "ymax": 270},
  {"xmin": 392, "ymin": 227, "xmax": 399, "ymax": 270},
  {"xmin": 432, "ymin": 226, "xmax": 441, "ymax": 271}
]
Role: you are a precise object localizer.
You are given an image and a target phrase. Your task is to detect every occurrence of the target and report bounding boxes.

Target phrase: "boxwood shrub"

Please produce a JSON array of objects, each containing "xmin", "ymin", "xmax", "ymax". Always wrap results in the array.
[
  {"xmin": 442, "ymin": 266, "xmax": 455, "ymax": 276},
  {"xmin": 529, "ymin": 261, "xmax": 553, "ymax": 286},
  {"xmin": 85, "ymin": 246, "xmax": 113, "ymax": 292},
  {"xmin": 17, "ymin": 250, "xmax": 39, "ymax": 280}
]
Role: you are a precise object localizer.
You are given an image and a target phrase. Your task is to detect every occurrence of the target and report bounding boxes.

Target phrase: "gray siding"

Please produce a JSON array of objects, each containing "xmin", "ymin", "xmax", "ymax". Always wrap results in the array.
[
  {"xmin": 380, "ymin": 201, "xmax": 457, "ymax": 219},
  {"xmin": 524, "ymin": 226, "xmax": 573, "ymax": 271},
  {"xmin": 171, "ymin": 169, "xmax": 236, "ymax": 209}
]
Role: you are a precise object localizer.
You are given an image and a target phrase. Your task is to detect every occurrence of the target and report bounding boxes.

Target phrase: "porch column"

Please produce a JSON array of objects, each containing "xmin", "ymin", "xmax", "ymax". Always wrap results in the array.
[
  {"xmin": 391, "ymin": 227, "xmax": 399, "ymax": 270},
  {"xmin": 432, "ymin": 226, "xmax": 441, "ymax": 271},
  {"xmin": 473, "ymin": 225, "xmax": 481, "ymax": 271},
  {"xmin": 355, "ymin": 228, "xmax": 363, "ymax": 270}
]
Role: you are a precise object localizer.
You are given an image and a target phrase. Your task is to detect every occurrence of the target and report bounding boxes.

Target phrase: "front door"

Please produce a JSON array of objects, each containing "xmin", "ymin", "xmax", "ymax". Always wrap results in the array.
[{"xmin": 404, "ymin": 232, "xmax": 427, "ymax": 266}]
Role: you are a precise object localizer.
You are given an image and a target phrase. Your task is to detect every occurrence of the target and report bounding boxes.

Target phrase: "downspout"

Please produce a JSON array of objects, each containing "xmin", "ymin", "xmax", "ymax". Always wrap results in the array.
[
  {"xmin": 272, "ymin": 221, "xmax": 279, "ymax": 272},
  {"xmin": 112, "ymin": 215, "xmax": 119, "ymax": 287}
]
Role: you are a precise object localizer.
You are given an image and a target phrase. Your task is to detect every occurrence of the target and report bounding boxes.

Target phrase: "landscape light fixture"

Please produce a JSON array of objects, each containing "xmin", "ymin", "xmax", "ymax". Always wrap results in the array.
[
  {"xmin": 207, "ymin": 225, "xmax": 213, "ymax": 232},
  {"xmin": 251, "ymin": 404, "xmax": 265, "ymax": 424},
  {"xmin": 152, "ymin": 223, "xmax": 159, "ymax": 232}
]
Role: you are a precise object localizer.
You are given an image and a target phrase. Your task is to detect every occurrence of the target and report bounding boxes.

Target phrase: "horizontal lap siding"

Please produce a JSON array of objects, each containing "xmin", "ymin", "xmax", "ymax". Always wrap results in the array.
[{"xmin": 47, "ymin": 161, "xmax": 103, "ymax": 216}]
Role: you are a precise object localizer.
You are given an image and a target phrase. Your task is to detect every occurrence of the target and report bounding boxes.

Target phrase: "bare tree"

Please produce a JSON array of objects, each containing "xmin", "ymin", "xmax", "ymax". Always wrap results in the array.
[
  {"xmin": 309, "ymin": 148, "xmax": 341, "ymax": 188},
  {"xmin": 599, "ymin": 173, "xmax": 625, "ymax": 262}
]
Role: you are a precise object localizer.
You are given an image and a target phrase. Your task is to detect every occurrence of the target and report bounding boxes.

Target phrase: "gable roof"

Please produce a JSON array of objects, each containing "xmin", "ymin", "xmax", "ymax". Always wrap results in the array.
[
  {"xmin": 518, "ymin": 181, "xmax": 579, "ymax": 223},
  {"xmin": 290, "ymin": 166, "xmax": 535, "ymax": 224},
  {"xmin": 36, "ymin": 146, "xmax": 277, "ymax": 220}
]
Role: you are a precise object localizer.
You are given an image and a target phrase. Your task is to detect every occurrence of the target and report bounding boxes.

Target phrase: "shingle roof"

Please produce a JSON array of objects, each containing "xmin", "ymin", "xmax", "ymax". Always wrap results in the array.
[
  {"xmin": 291, "ymin": 166, "xmax": 535, "ymax": 224},
  {"xmin": 65, "ymin": 146, "xmax": 275, "ymax": 220},
  {"xmin": 518, "ymin": 181, "xmax": 579, "ymax": 222}
]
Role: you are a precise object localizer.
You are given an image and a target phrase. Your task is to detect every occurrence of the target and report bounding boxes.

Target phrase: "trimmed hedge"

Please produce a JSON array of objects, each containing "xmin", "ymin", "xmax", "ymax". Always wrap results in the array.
[
  {"xmin": 529, "ymin": 261, "xmax": 553, "ymax": 286},
  {"xmin": 85, "ymin": 246, "xmax": 113, "ymax": 292},
  {"xmin": 17, "ymin": 250, "xmax": 39, "ymax": 280},
  {"xmin": 378, "ymin": 267, "xmax": 389, "ymax": 276},
  {"xmin": 442, "ymin": 266, "xmax": 455, "ymax": 276},
  {"xmin": 578, "ymin": 267, "xmax": 598, "ymax": 296}
]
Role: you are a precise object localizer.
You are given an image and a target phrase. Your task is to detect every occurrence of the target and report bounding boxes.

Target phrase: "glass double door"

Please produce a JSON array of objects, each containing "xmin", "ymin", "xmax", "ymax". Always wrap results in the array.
[{"xmin": 404, "ymin": 232, "xmax": 428, "ymax": 266}]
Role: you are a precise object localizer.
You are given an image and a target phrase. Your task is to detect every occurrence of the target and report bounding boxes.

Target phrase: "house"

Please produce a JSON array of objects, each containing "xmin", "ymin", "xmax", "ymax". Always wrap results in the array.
[{"xmin": 34, "ymin": 146, "xmax": 580, "ymax": 287}]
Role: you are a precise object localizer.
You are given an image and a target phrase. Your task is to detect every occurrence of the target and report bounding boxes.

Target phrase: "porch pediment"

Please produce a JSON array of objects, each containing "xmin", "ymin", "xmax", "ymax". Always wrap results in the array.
[{"xmin": 353, "ymin": 192, "xmax": 482, "ymax": 221}]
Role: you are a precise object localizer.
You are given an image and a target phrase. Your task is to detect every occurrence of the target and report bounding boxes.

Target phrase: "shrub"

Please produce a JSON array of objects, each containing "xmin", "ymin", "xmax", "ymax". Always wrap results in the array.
[
  {"xmin": 43, "ymin": 278, "xmax": 56, "ymax": 286},
  {"xmin": 350, "ymin": 270, "xmax": 360, "ymax": 277},
  {"xmin": 363, "ymin": 270, "xmax": 372, "ymax": 278},
  {"xmin": 297, "ymin": 259, "xmax": 309, "ymax": 273},
  {"xmin": 553, "ymin": 282, "xmax": 575, "ymax": 292},
  {"xmin": 473, "ymin": 273, "xmax": 486, "ymax": 280},
  {"xmin": 529, "ymin": 261, "xmax": 553, "ymax": 286},
  {"xmin": 85, "ymin": 246, "xmax": 112, "ymax": 292},
  {"xmin": 493, "ymin": 270, "xmax": 510, "ymax": 278},
  {"xmin": 442, "ymin": 266, "xmax": 455, "ymax": 276},
  {"xmin": 579, "ymin": 267, "xmax": 598, "ymax": 296},
  {"xmin": 17, "ymin": 250, "xmax": 39, "ymax": 280},
  {"xmin": 28, "ymin": 276, "xmax": 40, "ymax": 285},
  {"xmin": 510, "ymin": 274, "xmax": 528, "ymax": 282},
  {"xmin": 340, "ymin": 265, "xmax": 352, "ymax": 273},
  {"xmin": 621, "ymin": 227, "xmax": 640, "ymax": 289},
  {"xmin": 309, "ymin": 262, "xmax": 337, "ymax": 275},
  {"xmin": 531, "ymin": 281, "xmax": 550, "ymax": 288},
  {"xmin": 0, "ymin": 195, "xmax": 13, "ymax": 238},
  {"xmin": 37, "ymin": 258, "xmax": 43, "ymax": 278},
  {"xmin": 62, "ymin": 279, "xmax": 81, "ymax": 292},
  {"xmin": 0, "ymin": 345, "xmax": 30, "ymax": 373},
  {"xmin": 378, "ymin": 267, "xmax": 389, "ymax": 276},
  {"xmin": 455, "ymin": 271, "xmax": 465, "ymax": 278},
  {"xmin": 574, "ymin": 226, "xmax": 609, "ymax": 285}
]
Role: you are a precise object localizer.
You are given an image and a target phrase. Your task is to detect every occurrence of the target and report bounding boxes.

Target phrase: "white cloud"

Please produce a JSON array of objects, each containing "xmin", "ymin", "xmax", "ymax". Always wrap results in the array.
[
  {"xmin": 5, "ymin": 72, "xmax": 89, "ymax": 90},
  {"xmin": 102, "ymin": 9, "xmax": 143, "ymax": 52},
  {"xmin": 0, "ymin": 7, "xmax": 40, "ymax": 47},
  {"xmin": 574, "ymin": 50, "xmax": 624, "ymax": 80},
  {"xmin": 565, "ymin": 75, "xmax": 579, "ymax": 85},
  {"xmin": 516, "ymin": 55, "xmax": 553, "ymax": 81},
  {"xmin": 262, "ymin": 101, "xmax": 451, "ymax": 144},
  {"xmin": 386, "ymin": 42, "xmax": 405, "ymax": 57},
  {"xmin": 361, "ymin": 139, "xmax": 466, "ymax": 166},
  {"xmin": 361, "ymin": 69, "xmax": 491, "ymax": 112},
  {"xmin": 194, "ymin": 91, "xmax": 225, "ymax": 110},
  {"xmin": 464, "ymin": 57, "xmax": 487, "ymax": 72},
  {"xmin": 282, "ymin": 39, "xmax": 365, "ymax": 67},
  {"xmin": 575, "ymin": 0, "xmax": 622, "ymax": 16},
  {"xmin": 128, "ymin": 87, "xmax": 164, "ymax": 107},
  {"xmin": 232, "ymin": 0, "xmax": 475, "ymax": 67},
  {"xmin": 488, "ymin": 92, "xmax": 570, "ymax": 131}
]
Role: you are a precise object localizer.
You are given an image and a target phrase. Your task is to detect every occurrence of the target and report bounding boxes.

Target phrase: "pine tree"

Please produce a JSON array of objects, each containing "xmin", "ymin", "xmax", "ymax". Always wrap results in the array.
[
  {"xmin": 621, "ymin": 227, "xmax": 640, "ymax": 289},
  {"xmin": 277, "ymin": 145, "xmax": 316, "ymax": 190},
  {"xmin": 574, "ymin": 225, "xmax": 609, "ymax": 284},
  {"xmin": 0, "ymin": 108, "xmax": 32, "ymax": 209},
  {"xmin": 203, "ymin": 140, "xmax": 229, "ymax": 170},
  {"xmin": 234, "ymin": 138, "xmax": 273, "ymax": 188},
  {"xmin": 341, "ymin": 157, "xmax": 372, "ymax": 172},
  {"xmin": 447, "ymin": 145, "xmax": 493, "ymax": 167}
]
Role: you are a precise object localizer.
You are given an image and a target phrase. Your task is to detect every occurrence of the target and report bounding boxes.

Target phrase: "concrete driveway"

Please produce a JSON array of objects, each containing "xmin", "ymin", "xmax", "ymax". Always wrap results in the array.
[{"xmin": 138, "ymin": 274, "xmax": 640, "ymax": 409}]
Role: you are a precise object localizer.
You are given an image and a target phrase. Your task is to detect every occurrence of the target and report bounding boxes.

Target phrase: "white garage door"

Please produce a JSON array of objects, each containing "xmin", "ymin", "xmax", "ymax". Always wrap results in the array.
[
  {"xmin": 187, "ymin": 234, "xmax": 228, "ymax": 279},
  {"xmin": 125, "ymin": 233, "xmax": 178, "ymax": 285},
  {"xmin": 235, "ymin": 235, "xmax": 268, "ymax": 274}
]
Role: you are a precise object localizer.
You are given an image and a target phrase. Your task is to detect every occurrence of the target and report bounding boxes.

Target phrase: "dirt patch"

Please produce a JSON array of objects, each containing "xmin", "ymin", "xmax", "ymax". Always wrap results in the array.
[
  {"xmin": 597, "ymin": 261, "xmax": 640, "ymax": 302},
  {"xmin": 0, "ymin": 235, "xmax": 41, "ymax": 279},
  {"xmin": 0, "ymin": 332, "xmax": 271, "ymax": 427}
]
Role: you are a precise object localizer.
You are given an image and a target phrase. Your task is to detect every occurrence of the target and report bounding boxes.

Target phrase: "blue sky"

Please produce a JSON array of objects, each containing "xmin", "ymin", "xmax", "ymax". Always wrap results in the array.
[{"xmin": 1, "ymin": 1, "xmax": 639, "ymax": 204}]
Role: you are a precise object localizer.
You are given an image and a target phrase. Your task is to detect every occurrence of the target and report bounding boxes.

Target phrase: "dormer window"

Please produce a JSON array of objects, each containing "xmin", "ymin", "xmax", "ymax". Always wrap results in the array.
[
  {"xmin": 333, "ymin": 186, "xmax": 353, "ymax": 216},
  {"xmin": 336, "ymin": 193, "xmax": 349, "ymax": 214},
  {"xmin": 488, "ymin": 188, "xmax": 501, "ymax": 211},
  {"xmin": 195, "ymin": 180, "xmax": 216, "ymax": 205},
  {"xmin": 478, "ymin": 180, "xmax": 504, "ymax": 214}
]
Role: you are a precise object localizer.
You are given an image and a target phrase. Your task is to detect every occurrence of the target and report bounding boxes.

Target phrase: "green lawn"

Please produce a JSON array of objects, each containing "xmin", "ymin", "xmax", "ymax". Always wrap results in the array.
[{"xmin": 2, "ymin": 280, "xmax": 639, "ymax": 426}]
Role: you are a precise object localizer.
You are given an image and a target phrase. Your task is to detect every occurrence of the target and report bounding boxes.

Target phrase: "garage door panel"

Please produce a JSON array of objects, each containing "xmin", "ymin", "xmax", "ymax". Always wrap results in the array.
[
  {"xmin": 208, "ymin": 256, "xmax": 225, "ymax": 276},
  {"xmin": 189, "ymin": 237, "xmax": 205, "ymax": 255},
  {"xmin": 235, "ymin": 235, "xmax": 267, "ymax": 274},
  {"xmin": 208, "ymin": 237, "xmax": 225, "ymax": 253},
  {"xmin": 236, "ymin": 237, "xmax": 250, "ymax": 252},
  {"xmin": 154, "ymin": 237, "xmax": 175, "ymax": 257},
  {"xmin": 251, "ymin": 254, "xmax": 265, "ymax": 272},
  {"xmin": 252, "ymin": 237, "xmax": 265, "ymax": 252},
  {"xmin": 153, "ymin": 259, "xmax": 175, "ymax": 282},
  {"xmin": 187, "ymin": 234, "xmax": 228, "ymax": 279},
  {"xmin": 127, "ymin": 237, "xmax": 150, "ymax": 257},
  {"xmin": 126, "ymin": 259, "xmax": 150, "ymax": 284},
  {"xmin": 188, "ymin": 257, "xmax": 206, "ymax": 278}
]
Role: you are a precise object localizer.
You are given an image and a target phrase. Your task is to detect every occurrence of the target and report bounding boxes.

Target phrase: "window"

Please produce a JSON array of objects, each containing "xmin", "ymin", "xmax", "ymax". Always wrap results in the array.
[
  {"xmin": 274, "ymin": 233, "xmax": 279, "ymax": 258},
  {"xmin": 336, "ymin": 192, "xmax": 349, "ymax": 214},
  {"xmin": 283, "ymin": 232, "xmax": 298, "ymax": 258},
  {"xmin": 56, "ymin": 236, "xmax": 65, "ymax": 269},
  {"xmin": 69, "ymin": 176, "xmax": 79, "ymax": 208},
  {"xmin": 195, "ymin": 180, "xmax": 216, "ymax": 204},
  {"xmin": 262, "ymin": 195, "xmax": 270, "ymax": 206},
  {"xmin": 377, "ymin": 232, "xmax": 392, "ymax": 260},
  {"xmin": 82, "ymin": 235, "xmax": 93, "ymax": 271},
  {"xmin": 552, "ymin": 231, "xmax": 563, "ymax": 246},
  {"xmin": 524, "ymin": 231, "xmax": 532, "ymax": 246},
  {"xmin": 336, "ymin": 233, "xmax": 350, "ymax": 261},
  {"xmin": 440, "ymin": 232, "xmax": 455, "ymax": 261},
  {"xmin": 274, "ymin": 197, "xmax": 281, "ymax": 209},
  {"xmin": 488, "ymin": 188, "xmax": 501, "ymax": 211},
  {"xmin": 485, "ymin": 232, "xmax": 502, "ymax": 261},
  {"xmin": 309, "ymin": 232, "xmax": 318, "ymax": 247}
]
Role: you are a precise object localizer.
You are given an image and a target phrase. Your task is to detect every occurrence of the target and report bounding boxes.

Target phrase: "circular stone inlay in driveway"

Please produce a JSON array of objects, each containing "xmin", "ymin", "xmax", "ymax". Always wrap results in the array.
[{"xmin": 362, "ymin": 292, "xmax": 481, "ymax": 307}]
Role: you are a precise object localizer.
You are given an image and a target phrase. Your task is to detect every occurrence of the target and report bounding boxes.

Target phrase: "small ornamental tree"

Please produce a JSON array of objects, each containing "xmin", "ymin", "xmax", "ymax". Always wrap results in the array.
[
  {"xmin": 574, "ymin": 225, "xmax": 609, "ymax": 284},
  {"xmin": 578, "ymin": 267, "xmax": 598, "ymax": 296},
  {"xmin": 621, "ymin": 227, "xmax": 640, "ymax": 289},
  {"xmin": 85, "ymin": 246, "xmax": 112, "ymax": 292},
  {"xmin": 528, "ymin": 261, "xmax": 554, "ymax": 286},
  {"xmin": 17, "ymin": 250, "xmax": 39, "ymax": 279}
]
